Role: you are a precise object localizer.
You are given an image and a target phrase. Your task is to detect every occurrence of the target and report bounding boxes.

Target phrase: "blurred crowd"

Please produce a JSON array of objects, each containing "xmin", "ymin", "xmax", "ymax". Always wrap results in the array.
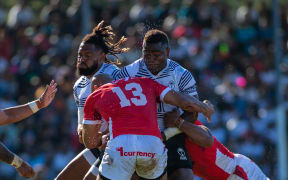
[{"xmin": 0, "ymin": 0, "xmax": 288, "ymax": 179}]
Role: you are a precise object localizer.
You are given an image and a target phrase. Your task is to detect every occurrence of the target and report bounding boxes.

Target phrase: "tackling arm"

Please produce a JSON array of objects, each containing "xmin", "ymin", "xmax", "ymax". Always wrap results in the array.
[
  {"xmin": 180, "ymin": 94, "xmax": 199, "ymax": 123},
  {"xmin": 0, "ymin": 80, "xmax": 57, "ymax": 126},
  {"xmin": 164, "ymin": 110, "xmax": 213, "ymax": 147},
  {"xmin": 177, "ymin": 119, "xmax": 213, "ymax": 147},
  {"xmin": 163, "ymin": 90, "xmax": 214, "ymax": 121}
]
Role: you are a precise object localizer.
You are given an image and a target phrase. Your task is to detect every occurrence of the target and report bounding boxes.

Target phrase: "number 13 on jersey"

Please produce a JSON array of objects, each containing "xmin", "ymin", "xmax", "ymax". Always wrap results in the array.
[{"xmin": 112, "ymin": 83, "xmax": 147, "ymax": 107}]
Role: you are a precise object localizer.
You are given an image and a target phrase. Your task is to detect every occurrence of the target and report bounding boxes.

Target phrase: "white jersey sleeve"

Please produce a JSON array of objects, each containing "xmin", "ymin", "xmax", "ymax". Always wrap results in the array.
[{"xmin": 73, "ymin": 77, "xmax": 88, "ymax": 125}]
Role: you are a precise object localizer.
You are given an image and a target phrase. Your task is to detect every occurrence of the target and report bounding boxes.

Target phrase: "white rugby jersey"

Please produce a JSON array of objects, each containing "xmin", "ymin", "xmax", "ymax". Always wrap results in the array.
[
  {"xmin": 73, "ymin": 63, "xmax": 119, "ymax": 125},
  {"xmin": 117, "ymin": 58, "xmax": 198, "ymax": 131}
]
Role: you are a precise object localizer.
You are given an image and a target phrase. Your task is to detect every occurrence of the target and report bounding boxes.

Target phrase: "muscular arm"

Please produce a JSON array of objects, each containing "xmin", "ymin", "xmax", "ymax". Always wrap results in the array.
[
  {"xmin": 82, "ymin": 124, "xmax": 102, "ymax": 149},
  {"xmin": 0, "ymin": 142, "xmax": 14, "ymax": 164},
  {"xmin": 178, "ymin": 119, "xmax": 213, "ymax": 147},
  {"xmin": 180, "ymin": 94, "xmax": 199, "ymax": 123},
  {"xmin": 0, "ymin": 142, "xmax": 35, "ymax": 177},
  {"xmin": 181, "ymin": 111, "xmax": 197, "ymax": 124},
  {"xmin": 164, "ymin": 109, "xmax": 213, "ymax": 147},
  {"xmin": 0, "ymin": 105, "xmax": 36, "ymax": 126},
  {"xmin": 0, "ymin": 80, "xmax": 57, "ymax": 126},
  {"xmin": 163, "ymin": 90, "xmax": 214, "ymax": 121}
]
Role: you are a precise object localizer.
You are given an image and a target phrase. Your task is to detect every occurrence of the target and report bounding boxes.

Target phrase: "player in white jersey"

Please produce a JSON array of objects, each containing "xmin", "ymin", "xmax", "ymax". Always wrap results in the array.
[
  {"xmin": 117, "ymin": 29, "xmax": 199, "ymax": 180},
  {"xmin": 55, "ymin": 21, "xmax": 128, "ymax": 180}
]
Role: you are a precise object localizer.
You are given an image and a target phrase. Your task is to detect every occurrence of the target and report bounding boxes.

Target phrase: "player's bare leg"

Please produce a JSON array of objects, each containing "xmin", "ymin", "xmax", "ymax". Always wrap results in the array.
[
  {"xmin": 160, "ymin": 173, "xmax": 167, "ymax": 180},
  {"xmin": 55, "ymin": 150, "xmax": 95, "ymax": 180},
  {"xmin": 131, "ymin": 173, "xmax": 140, "ymax": 180},
  {"xmin": 84, "ymin": 173, "xmax": 96, "ymax": 180},
  {"xmin": 83, "ymin": 165, "xmax": 99, "ymax": 180},
  {"xmin": 168, "ymin": 168, "xmax": 193, "ymax": 180},
  {"xmin": 55, "ymin": 155, "xmax": 90, "ymax": 180},
  {"xmin": 96, "ymin": 174, "xmax": 102, "ymax": 180}
]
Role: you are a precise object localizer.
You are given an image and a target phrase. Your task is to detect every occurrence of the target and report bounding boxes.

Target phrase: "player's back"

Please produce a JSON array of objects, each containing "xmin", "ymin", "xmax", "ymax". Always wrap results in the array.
[
  {"xmin": 92, "ymin": 77, "xmax": 168, "ymax": 139},
  {"xmin": 185, "ymin": 121, "xmax": 236, "ymax": 180}
]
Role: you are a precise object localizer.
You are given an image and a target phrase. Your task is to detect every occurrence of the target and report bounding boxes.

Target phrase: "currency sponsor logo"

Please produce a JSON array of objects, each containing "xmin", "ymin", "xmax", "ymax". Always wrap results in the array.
[{"xmin": 116, "ymin": 147, "xmax": 155, "ymax": 158}]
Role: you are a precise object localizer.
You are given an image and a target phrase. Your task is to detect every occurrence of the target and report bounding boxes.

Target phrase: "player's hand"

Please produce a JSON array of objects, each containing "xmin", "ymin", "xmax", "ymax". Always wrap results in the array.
[
  {"xmin": 38, "ymin": 80, "xmax": 58, "ymax": 109},
  {"xmin": 164, "ymin": 109, "xmax": 180, "ymax": 128},
  {"xmin": 99, "ymin": 133, "xmax": 109, "ymax": 150},
  {"xmin": 78, "ymin": 125, "xmax": 84, "ymax": 144},
  {"xmin": 15, "ymin": 161, "xmax": 35, "ymax": 178},
  {"xmin": 202, "ymin": 100, "xmax": 214, "ymax": 122}
]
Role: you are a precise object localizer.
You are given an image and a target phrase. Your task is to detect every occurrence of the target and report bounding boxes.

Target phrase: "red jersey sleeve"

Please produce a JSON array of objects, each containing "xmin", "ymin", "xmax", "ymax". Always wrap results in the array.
[
  {"xmin": 195, "ymin": 120, "xmax": 203, "ymax": 125},
  {"xmin": 83, "ymin": 93, "xmax": 102, "ymax": 125},
  {"xmin": 147, "ymin": 78, "xmax": 171, "ymax": 101}
]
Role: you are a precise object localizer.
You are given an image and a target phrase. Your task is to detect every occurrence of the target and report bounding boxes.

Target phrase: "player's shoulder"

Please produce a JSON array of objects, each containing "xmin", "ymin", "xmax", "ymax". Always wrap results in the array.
[
  {"xmin": 168, "ymin": 59, "xmax": 196, "ymax": 85},
  {"xmin": 117, "ymin": 59, "xmax": 142, "ymax": 79},
  {"xmin": 167, "ymin": 59, "xmax": 181, "ymax": 70},
  {"xmin": 103, "ymin": 63, "xmax": 119, "ymax": 70},
  {"xmin": 101, "ymin": 62, "xmax": 119, "ymax": 73},
  {"xmin": 73, "ymin": 76, "xmax": 88, "ymax": 90},
  {"xmin": 168, "ymin": 59, "xmax": 190, "ymax": 76},
  {"xmin": 93, "ymin": 63, "xmax": 119, "ymax": 80},
  {"xmin": 124, "ymin": 59, "xmax": 142, "ymax": 72}
]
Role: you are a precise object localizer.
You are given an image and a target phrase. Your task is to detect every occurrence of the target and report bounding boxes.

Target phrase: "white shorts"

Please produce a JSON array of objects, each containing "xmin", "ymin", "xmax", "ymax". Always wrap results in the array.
[
  {"xmin": 228, "ymin": 154, "xmax": 269, "ymax": 180},
  {"xmin": 99, "ymin": 134, "xmax": 167, "ymax": 180}
]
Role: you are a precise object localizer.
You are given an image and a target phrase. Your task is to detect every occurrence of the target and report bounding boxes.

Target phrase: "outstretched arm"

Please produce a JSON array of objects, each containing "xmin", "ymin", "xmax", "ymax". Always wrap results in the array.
[
  {"xmin": 163, "ymin": 90, "xmax": 214, "ymax": 122},
  {"xmin": 0, "ymin": 141, "xmax": 14, "ymax": 165},
  {"xmin": 0, "ymin": 80, "xmax": 57, "ymax": 125},
  {"xmin": 0, "ymin": 142, "xmax": 35, "ymax": 178}
]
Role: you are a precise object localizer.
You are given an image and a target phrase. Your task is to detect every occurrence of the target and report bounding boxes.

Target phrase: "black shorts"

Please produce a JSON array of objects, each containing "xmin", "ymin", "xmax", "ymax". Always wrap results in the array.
[
  {"xmin": 165, "ymin": 133, "xmax": 193, "ymax": 175},
  {"xmin": 90, "ymin": 148, "xmax": 101, "ymax": 158},
  {"xmin": 93, "ymin": 150, "xmax": 104, "ymax": 168}
]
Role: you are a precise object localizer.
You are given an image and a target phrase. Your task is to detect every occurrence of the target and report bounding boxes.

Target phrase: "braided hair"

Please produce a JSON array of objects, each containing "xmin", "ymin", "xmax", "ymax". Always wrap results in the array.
[{"xmin": 82, "ymin": 21, "xmax": 129, "ymax": 64}]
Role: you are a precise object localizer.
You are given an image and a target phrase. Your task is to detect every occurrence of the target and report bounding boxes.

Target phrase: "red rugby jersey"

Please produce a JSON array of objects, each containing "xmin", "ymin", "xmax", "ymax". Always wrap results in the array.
[
  {"xmin": 185, "ymin": 120, "xmax": 236, "ymax": 180},
  {"xmin": 83, "ymin": 77, "xmax": 170, "ymax": 139}
]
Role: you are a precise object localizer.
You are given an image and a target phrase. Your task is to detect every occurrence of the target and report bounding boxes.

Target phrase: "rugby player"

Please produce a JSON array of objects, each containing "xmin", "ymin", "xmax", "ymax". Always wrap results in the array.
[
  {"xmin": 117, "ymin": 29, "xmax": 199, "ymax": 179},
  {"xmin": 55, "ymin": 21, "xmax": 128, "ymax": 180},
  {"xmin": 82, "ymin": 74, "xmax": 214, "ymax": 180},
  {"xmin": 164, "ymin": 110, "xmax": 269, "ymax": 180},
  {"xmin": 0, "ymin": 80, "xmax": 57, "ymax": 178}
]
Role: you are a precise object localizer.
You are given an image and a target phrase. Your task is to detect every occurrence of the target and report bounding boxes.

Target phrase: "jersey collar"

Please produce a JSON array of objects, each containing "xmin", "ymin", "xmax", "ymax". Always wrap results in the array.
[{"xmin": 140, "ymin": 58, "xmax": 170, "ymax": 78}]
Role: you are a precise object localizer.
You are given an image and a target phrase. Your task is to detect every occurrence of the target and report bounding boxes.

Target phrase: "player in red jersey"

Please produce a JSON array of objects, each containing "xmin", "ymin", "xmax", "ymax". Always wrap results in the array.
[
  {"xmin": 82, "ymin": 74, "xmax": 214, "ymax": 180},
  {"xmin": 164, "ymin": 111, "xmax": 269, "ymax": 180}
]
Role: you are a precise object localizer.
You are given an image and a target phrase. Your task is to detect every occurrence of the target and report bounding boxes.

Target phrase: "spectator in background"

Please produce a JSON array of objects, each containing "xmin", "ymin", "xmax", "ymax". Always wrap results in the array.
[{"xmin": 7, "ymin": 0, "xmax": 34, "ymax": 28}]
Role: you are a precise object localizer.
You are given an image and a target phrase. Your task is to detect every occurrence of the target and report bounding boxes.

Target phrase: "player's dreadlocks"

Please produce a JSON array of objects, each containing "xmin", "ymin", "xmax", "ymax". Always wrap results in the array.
[{"xmin": 82, "ymin": 20, "xmax": 129, "ymax": 64}]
